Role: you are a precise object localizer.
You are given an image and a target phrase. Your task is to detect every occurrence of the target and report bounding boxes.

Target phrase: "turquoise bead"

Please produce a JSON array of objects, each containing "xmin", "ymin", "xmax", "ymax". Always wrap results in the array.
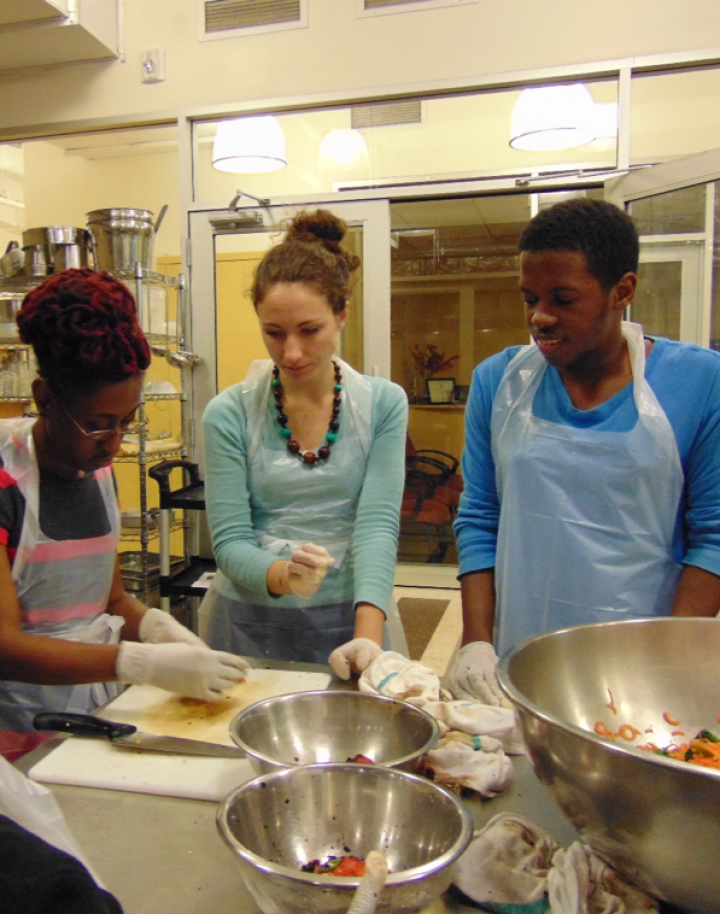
[
  {"xmin": 326, "ymin": 431, "xmax": 337, "ymax": 443},
  {"xmin": 280, "ymin": 427, "xmax": 292, "ymax": 439},
  {"xmin": 334, "ymin": 384, "xmax": 343, "ymax": 392}
]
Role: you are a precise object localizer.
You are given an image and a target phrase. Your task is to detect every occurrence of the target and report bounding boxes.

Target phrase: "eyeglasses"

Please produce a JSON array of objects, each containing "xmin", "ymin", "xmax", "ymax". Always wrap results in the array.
[{"xmin": 57, "ymin": 400, "xmax": 148, "ymax": 442}]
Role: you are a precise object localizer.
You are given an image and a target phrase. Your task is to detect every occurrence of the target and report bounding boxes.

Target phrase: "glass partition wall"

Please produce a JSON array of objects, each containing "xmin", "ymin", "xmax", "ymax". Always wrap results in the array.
[{"xmin": 7, "ymin": 59, "xmax": 720, "ymax": 580}]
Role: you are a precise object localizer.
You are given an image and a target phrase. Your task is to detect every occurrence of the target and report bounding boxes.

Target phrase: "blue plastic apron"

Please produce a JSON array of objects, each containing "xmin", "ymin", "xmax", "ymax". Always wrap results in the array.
[
  {"xmin": 205, "ymin": 359, "xmax": 385, "ymax": 663},
  {"xmin": 491, "ymin": 322, "xmax": 684, "ymax": 656},
  {"xmin": 0, "ymin": 419, "xmax": 123, "ymax": 736}
]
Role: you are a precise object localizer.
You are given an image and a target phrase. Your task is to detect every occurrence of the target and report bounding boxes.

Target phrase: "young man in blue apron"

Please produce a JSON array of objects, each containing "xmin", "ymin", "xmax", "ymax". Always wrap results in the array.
[{"xmin": 448, "ymin": 198, "xmax": 720, "ymax": 703}]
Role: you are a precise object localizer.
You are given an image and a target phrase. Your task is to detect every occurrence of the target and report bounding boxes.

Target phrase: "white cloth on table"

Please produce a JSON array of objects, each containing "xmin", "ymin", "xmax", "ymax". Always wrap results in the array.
[
  {"xmin": 423, "ymin": 738, "xmax": 513, "ymax": 798},
  {"xmin": 359, "ymin": 652, "xmax": 517, "ymax": 796},
  {"xmin": 422, "ymin": 698, "xmax": 525, "ymax": 755},
  {"xmin": 358, "ymin": 651, "xmax": 448, "ymax": 706},
  {"xmin": 454, "ymin": 812, "xmax": 660, "ymax": 914}
]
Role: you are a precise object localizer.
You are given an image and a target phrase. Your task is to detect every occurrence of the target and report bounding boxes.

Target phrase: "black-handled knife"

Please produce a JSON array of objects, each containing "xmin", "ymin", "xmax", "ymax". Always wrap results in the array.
[{"xmin": 33, "ymin": 711, "xmax": 245, "ymax": 759}]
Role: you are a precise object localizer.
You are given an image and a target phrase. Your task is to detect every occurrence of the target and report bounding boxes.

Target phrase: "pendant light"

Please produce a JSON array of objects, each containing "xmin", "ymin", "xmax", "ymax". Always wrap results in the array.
[
  {"xmin": 318, "ymin": 128, "xmax": 370, "ymax": 171},
  {"xmin": 510, "ymin": 83, "xmax": 597, "ymax": 151},
  {"xmin": 212, "ymin": 115, "xmax": 287, "ymax": 173}
]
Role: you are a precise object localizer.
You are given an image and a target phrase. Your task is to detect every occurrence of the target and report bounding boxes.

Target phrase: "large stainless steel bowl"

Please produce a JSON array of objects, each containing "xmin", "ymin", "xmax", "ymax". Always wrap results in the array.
[
  {"xmin": 229, "ymin": 690, "xmax": 439, "ymax": 776},
  {"xmin": 497, "ymin": 617, "xmax": 720, "ymax": 914},
  {"xmin": 217, "ymin": 763, "xmax": 473, "ymax": 914}
]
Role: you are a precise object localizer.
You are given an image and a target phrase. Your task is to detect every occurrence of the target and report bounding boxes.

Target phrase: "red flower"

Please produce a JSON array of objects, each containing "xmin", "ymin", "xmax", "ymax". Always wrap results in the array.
[{"xmin": 410, "ymin": 343, "xmax": 459, "ymax": 378}]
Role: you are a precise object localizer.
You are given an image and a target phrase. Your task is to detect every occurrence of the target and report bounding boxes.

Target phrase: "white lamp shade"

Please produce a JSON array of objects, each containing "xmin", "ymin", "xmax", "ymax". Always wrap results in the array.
[
  {"xmin": 212, "ymin": 116, "xmax": 287, "ymax": 173},
  {"xmin": 318, "ymin": 128, "xmax": 370, "ymax": 171},
  {"xmin": 510, "ymin": 84, "xmax": 597, "ymax": 151}
]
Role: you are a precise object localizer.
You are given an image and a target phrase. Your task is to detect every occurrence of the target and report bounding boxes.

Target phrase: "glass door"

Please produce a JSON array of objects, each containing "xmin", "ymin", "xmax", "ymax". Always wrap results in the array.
[
  {"xmin": 634, "ymin": 243, "xmax": 702, "ymax": 342},
  {"xmin": 606, "ymin": 148, "xmax": 720, "ymax": 349}
]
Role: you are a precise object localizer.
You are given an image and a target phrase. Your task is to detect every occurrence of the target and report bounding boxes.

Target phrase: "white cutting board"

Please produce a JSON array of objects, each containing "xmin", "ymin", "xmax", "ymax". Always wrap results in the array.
[{"xmin": 29, "ymin": 668, "xmax": 330, "ymax": 801}]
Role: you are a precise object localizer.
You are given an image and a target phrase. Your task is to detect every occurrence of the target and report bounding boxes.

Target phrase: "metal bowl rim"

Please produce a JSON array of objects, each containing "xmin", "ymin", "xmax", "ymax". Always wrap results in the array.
[
  {"xmin": 497, "ymin": 617, "xmax": 720, "ymax": 783},
  {"xmin": 216, "ymin": 762, "xmax": 474, "ymax": 887},
  {"xmin": 228, "ymin": 689, "xmax": 440, "ymax": 768}
]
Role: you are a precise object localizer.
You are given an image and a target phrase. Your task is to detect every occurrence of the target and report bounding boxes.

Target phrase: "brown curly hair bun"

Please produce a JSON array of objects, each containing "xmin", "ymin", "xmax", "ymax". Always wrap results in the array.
[{"xmin": 251, "ymin": 209, "xmax": 361, "ymax": 314}]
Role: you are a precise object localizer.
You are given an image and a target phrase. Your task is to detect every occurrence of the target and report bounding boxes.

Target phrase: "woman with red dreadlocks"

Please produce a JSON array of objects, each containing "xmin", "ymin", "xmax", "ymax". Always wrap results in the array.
[{"xmin": 0, "ymin": 269, "xmax": 248, "ymax": 760}]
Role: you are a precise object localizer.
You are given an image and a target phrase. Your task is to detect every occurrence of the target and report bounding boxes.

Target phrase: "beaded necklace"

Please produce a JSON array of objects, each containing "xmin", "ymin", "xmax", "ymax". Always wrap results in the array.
[{"xmin": 272, "ymin": 361, "xmax": 342, "ymax": 465}]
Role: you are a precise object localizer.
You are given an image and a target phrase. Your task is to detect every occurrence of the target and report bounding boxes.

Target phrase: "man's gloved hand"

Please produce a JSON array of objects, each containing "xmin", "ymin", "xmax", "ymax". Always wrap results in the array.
[
  {"xmin": 139, "ymin": 607, "xmax": 206, "ymax": 647},
  {"xmin": 116, "ymin": 642, "xmax": 250, "ymax": 701},
  {"xmin": 328, "ymin": 638, "xmax": 383, "ymax": 680},
  {"xmin": 446, "ymin": 641, "xmax": 506, "ymax": 706},
  {"xmin": 286, "ymin": 543, "xmax": 334, "ymax": 598}
]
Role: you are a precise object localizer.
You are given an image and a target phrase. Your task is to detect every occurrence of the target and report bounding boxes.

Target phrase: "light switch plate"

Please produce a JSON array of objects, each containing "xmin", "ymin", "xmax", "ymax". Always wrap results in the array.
[{"xmin": 141, "ymin": 49, "xmax": 165, "ymax": 83}]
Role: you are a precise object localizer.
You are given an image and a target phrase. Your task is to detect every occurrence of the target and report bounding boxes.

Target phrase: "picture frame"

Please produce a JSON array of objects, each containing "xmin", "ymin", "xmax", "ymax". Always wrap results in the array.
[
  {"xmin": 427, "ymin": 377, "xmax": 456, "ymax": 404},
  {"xmin": 454, "ymin": 384, "xmax": 470, "ymax": 404}
]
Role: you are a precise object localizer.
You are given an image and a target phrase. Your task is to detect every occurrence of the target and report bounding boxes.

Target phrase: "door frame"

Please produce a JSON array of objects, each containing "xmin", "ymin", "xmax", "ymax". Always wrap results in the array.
[
  {"xmin": 635, "ymin": 241, "xmax": 704, "ymax": 344},
  {"xmin": 606, "ymin": 148, "xmax": 720, "ymax": 349}
]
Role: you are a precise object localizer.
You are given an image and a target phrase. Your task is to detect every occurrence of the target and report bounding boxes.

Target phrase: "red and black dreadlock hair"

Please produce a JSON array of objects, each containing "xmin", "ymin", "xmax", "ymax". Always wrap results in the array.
[{"xmin": 17, "ymin": 268, "xmax": 151, "ymax": 395}]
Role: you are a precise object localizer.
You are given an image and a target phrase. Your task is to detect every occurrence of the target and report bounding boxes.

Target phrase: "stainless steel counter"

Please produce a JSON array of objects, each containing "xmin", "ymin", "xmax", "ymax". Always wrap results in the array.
[
  {"xmin": 17, "ymin": 747, "xmax": 579, "ymax": 914},
  {"xmin": 15, "ymin": 661, "xmax": 581, "ymax": 913}
]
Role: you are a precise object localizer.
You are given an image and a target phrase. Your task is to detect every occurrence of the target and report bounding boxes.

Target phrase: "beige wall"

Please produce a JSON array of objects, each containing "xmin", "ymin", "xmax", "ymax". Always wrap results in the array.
[
  {"xmin": 1, "ymin": 0, "xmax": 719, "ymax": 135},
  {"xmin": 2, "ymin": 139, "xmax": 179, "ymax": 263}
]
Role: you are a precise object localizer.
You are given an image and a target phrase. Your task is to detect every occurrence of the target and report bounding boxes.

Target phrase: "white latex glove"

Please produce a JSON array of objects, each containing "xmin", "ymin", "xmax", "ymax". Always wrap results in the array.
[
  {"xmin": 329, "ymin": 638, "xmax": 383, "ymax": 680},
  {"xmin": 116, "ymin": 642, "xmax": 249, "ymax": 701},
  {"xmin": 446, "ymin": 641, "xmax": 506, "ymax": 706},
  {"xmin": 286, "ymin": 543, "xmax": 334, "ymax": 598},
  {"xmin": 139, "ymin": 607, "xmax": 205, "ymax": 647},
  {"xmin": 347, "ymin": 851, "xmax": 388, "ymax": 914}
]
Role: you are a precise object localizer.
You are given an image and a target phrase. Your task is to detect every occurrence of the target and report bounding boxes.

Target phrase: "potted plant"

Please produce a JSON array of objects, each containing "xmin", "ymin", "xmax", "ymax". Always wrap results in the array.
[{"xmin": 409, "ymin": 343, "xmax": 459, "ymax": 402}]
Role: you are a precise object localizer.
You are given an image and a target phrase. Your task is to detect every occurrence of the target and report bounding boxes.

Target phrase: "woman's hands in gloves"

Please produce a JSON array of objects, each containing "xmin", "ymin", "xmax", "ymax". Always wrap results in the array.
[
  {"xmin": 446, "ymin": 641, "xmax": 507, "ymax": 706},
  {"xmin": 285, "ymin": 543, "xmax": 334, "ymax": 598},
  {"xmin": 328, "ymin": 638, "xmax": 383, "ymax": 680},
  {"xmin": 116, "ymin": 642, "xmax": 250, "ymax": 701},
  {"xmin": 139, "ymin": 607, "xmax": 206, "ymax": 647}
]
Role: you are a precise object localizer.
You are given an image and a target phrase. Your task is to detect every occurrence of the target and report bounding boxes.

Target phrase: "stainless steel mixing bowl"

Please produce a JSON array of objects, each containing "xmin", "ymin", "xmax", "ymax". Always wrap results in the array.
[
  {"xmin": 228, "ymin": 690, "xmax": 440, "ymax": 775},
  {"xmin": 497, "ymin": 617, "xmax": 720, "ymax": 914},
  {"xmin": 217, "ymin": 762, "xmax": 473, "ymax": 914}
]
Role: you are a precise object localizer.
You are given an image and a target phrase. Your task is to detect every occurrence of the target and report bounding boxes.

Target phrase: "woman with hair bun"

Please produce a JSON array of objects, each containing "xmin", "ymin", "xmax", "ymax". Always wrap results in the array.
[
  {"xmin": 0, "ymin": 269, "xmax": 248, "ymax": 760},
  {"xmin": 202, "ymin": 209, "xmax": 408, "ymax": 677}
]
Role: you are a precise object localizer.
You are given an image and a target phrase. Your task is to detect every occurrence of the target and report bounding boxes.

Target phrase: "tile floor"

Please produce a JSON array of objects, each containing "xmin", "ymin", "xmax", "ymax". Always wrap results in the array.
[{"xmin": 392, "ymin": 585, "xmax": 462, "ymax": 677}]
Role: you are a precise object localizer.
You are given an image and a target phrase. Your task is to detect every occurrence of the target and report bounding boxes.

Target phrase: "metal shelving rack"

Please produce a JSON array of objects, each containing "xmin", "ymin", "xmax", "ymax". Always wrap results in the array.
[{"xmin": 122, "ymin": 265, "xmax": 195, "ymax": 605}]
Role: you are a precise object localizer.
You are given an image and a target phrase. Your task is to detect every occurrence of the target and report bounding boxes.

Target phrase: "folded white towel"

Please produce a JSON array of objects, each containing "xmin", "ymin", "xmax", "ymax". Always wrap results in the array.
[{"xmin": 455, "ymin": 813, "xmax": 660, "ymax": 914}]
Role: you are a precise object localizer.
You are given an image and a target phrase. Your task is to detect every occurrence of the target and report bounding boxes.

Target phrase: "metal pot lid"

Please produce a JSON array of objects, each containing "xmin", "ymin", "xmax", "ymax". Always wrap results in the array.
[
  {"xmin": 87, "ymin": 208, "xmax": 154, "ymax": 223},
  {"xmin": 22, "ymin": 226, "xmax": 90, "ymax": 248}
]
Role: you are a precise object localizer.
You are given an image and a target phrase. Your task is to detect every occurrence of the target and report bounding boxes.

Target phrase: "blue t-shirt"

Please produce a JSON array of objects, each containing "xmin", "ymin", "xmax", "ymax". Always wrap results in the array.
[{"xmin": 454, "ymin": 337, "xmax": 720, "ymax": 577}]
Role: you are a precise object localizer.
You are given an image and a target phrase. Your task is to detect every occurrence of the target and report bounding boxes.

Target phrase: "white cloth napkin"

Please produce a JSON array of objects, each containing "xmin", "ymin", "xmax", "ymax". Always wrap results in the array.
[
  {"xmin": 454, "ymin": 813, "xmax": 660, "ymax": 914},
  {"xmin": 359, "ymin": 652, "xmax": 517, "ymax": 796},
  {"xmin": 422, "ymin": 738, "xmax": 513, "ymax": 798},
  {"xmin": 358, "ymin": 651, "xmax": 448, "ymax": 706}
]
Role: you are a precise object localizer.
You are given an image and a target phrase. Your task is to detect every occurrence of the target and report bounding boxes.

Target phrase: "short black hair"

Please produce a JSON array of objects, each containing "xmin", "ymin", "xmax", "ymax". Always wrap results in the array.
[{"xmin": 519, "ymin": 198, "xmax": 639, "ymax": 291}]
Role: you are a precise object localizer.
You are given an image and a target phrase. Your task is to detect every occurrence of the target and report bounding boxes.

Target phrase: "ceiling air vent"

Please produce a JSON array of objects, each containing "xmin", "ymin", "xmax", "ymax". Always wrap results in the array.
[
  {"xmin": 359, "ymin": 0, "xmax": 478, "ymax": 15},
  {"xmin": 351, "ymin": 100, "xmax": 422, "ymax": 129},
  {"xmin": 202, "ymin": 0, "xmax": 306, "ymax": 40}
]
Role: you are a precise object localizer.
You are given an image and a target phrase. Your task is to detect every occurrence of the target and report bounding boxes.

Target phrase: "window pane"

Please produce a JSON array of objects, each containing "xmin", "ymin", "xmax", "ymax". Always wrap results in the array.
[
  {"xmin": 193, "ymin": 79, "xmax": 618, "ymax": 202},
  {"xmin": 390, "ymin": 189, "xmax": 594, "ymax": 566},
  {"xmin": 630, "ymin": 184, "xmax": 706, "ymax": 235},
  {"xmin": 633, "ymin": 261, "xmax": 682, "ymax": 339},
  {"xmin": 631, "ymin": 68, "xmax": 720, "ymax": 163}
]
